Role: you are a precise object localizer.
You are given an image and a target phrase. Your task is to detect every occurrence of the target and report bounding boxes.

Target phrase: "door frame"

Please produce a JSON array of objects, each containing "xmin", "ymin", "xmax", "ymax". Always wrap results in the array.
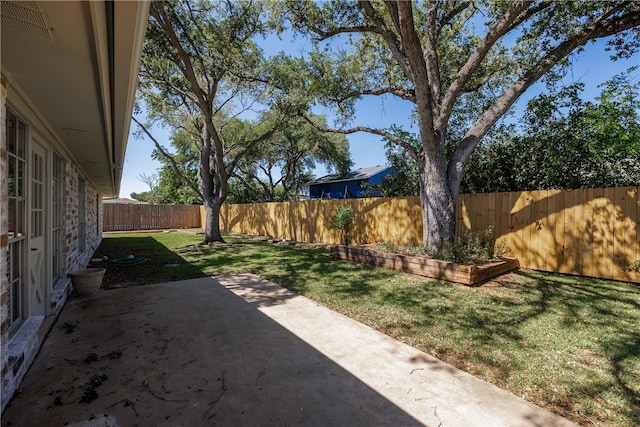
[{"xmin": 27, "ymin": 138, "xmax": 50, "ymax": 317}]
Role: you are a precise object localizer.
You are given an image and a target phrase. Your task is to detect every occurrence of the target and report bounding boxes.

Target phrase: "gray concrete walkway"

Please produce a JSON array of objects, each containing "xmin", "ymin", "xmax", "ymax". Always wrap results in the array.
[{"xmin": 1, "ymin": 274, "xmax": 576, "ymax": 426}]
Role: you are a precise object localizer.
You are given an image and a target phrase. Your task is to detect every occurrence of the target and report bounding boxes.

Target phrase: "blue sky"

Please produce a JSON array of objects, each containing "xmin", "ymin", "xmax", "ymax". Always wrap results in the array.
[{"xmin": 119, "ymin": 32, "xmax": 639, "ymax": 198}]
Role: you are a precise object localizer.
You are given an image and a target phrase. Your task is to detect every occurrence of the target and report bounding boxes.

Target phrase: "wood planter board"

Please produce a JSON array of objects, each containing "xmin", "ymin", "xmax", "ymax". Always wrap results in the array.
[{"xmin": 331, "ymin": 245, "xmax": 519, "ymax": 286}]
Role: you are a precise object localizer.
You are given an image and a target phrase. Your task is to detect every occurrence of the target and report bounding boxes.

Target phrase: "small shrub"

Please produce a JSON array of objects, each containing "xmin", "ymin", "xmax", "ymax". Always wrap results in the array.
[
  {"xmin": 377, "ymin": 226, "xmax": 507, "ymax": 265},
  {"xmin": 493, "ymin": 238, "xmax": 510, "ymax": 259},
  {"xmin": 436, "ymin": 227, "xmax": 497, "ymax": 264},
  {"xmin": 377, "ymin": 240, "xmax": 399, "ymax": 253},
  {"xmin": 332, "ymin": 205, "xmax": 355, "ymax": 246},
  {"xmin": 436, "ymin": 238, "xmax": 472, "ymax": 264},
  {"xmin": 377, "ymin": 239, "xmax": 430, "ymax": 256},
  {"xmin": 433, "ymin": 226, "xmax": 509, "ymax": 265},
  {"xmin": 617, "ymin": 257, "xmax": 640, "ymax": 272}
]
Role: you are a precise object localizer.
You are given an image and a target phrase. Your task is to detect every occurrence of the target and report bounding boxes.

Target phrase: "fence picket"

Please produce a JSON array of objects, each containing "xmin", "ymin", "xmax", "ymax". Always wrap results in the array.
[{"xmin": 103, "ymin": 204, "xmax": 201, "ymax": 232}]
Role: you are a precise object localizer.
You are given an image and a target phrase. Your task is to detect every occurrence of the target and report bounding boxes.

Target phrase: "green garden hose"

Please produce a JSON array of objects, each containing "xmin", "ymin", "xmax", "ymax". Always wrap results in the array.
[{"xmin": 110, "ymin": 257, "xmax": 150, "ymax": 266}]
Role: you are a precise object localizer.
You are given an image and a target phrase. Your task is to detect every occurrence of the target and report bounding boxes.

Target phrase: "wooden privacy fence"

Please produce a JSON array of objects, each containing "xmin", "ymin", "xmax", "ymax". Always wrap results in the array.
[
  {"xmin": 218, "ymin": 197, "xmax": 424, "ymax": 246},
  {"xmin": 101, "ymin": 188, "xmax": 639, "ymax": 283},
  {"xmin": 103, "ymin": 204, "xmax": 201, "ymax": 232},
  {"xmin": 216, "ymin": 186, "xmax": 639, "ymax": 284},
  {"xmin": 456, "ymin": 187, "xmax": 639, "ymax": 284}
]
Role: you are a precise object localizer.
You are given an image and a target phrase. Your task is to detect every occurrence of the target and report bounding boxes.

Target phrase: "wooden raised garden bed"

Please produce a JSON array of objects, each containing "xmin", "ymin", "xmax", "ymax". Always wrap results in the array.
[{"xmin": 331, "ymin": 245, "xmax": 519, "ymax": 286}]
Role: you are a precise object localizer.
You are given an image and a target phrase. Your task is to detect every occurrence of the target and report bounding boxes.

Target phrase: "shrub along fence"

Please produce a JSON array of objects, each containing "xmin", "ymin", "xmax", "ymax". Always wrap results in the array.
[{"xmin": 102, "ymin": 187, "xmax": 639, "ymax": 283}]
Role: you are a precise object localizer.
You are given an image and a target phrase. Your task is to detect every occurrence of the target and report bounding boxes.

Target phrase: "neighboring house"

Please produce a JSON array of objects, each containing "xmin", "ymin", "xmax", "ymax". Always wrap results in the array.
[
  {"xmin": 1, "ymin": 0, "xmax": 149, "ymax": 411},
  {"xmin": 103, "ymin": 197, "xmax": 148, "ymax": 205},
  {"xmin": 308, "ymin": 165, "xmax": 395, "ymax": 199}
]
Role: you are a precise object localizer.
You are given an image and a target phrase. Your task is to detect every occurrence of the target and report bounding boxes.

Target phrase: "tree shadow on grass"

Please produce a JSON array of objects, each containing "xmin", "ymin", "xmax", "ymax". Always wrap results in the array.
[
  {"xmin": 178, "ymin": 239, "xmax": 391, "ymax": 297},
  {"xmin": 96, "ymin": 236, "xmax": 207, "ymax": 288},
  {"xmin": 514, "ymin": 271, "xmax": 640, "ymax": 425},
  {"xmin": 382, "ymin": 268, "xmax": 640, "ymax": 425}
]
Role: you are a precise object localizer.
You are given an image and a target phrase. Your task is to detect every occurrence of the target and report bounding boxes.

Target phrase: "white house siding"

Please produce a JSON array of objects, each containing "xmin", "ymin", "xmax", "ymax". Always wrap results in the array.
[{"xmin": 0, "ymin": 77, "xmax": 103, "ymax": 411}]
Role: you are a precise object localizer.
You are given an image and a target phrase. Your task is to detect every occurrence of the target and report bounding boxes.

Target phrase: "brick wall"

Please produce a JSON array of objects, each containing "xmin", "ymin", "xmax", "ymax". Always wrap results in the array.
[
  {"xmin": 63, "ymin": 167, "xmax": 102, "ymax": 275},
  {"xmin": 64, "ymin": 163, "xmax": 79, "ymax": 275},
  {"xmin": 85, "ymin": 182, "xmax": 101, "ymax": 264},
  {"xmin": 0, "ymin": 76, "xmax": 10, "ymax": 411},
  {"xmin": 0, "ymin": 82, "xmax": 103, "ymax": 410}
]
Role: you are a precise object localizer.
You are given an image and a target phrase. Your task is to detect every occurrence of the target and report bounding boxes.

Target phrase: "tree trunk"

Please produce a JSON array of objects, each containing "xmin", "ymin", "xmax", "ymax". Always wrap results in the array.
[
  {"xmin": 202, "ymin": 195, "xmax": 225, "ymax": 244},
  {"xmin": 418, "ymin": 152, "xmax": 457, "ymax": 253},
  {"xmin": 199, "ymin": 123, "xmax": 227, "ymax": 245}
]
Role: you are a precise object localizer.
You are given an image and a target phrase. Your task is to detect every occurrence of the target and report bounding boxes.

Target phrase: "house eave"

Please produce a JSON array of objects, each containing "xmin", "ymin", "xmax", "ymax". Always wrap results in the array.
[{"xmin": 1, "ymin": 0, "xmax": 150, "ymax": 196}]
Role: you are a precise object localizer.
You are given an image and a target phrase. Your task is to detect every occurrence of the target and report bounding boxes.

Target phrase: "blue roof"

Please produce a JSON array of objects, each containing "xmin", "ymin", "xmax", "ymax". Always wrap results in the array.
[{"xmin": 309, "ymin": 165, "xmax": 392, "ymax": 185}]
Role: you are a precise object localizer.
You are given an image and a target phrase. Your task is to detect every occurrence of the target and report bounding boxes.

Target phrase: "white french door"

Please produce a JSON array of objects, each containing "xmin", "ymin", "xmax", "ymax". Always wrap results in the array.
[{"xmin": 28, "ymin": 141, "xmax": 47, "ymax": 316}]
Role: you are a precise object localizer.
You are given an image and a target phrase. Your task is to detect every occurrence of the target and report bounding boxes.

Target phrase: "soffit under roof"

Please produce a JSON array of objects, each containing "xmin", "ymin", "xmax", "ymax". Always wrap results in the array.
[{"xmin": 1, "ymin": 0, "xmax": 149, "ymax": 196}]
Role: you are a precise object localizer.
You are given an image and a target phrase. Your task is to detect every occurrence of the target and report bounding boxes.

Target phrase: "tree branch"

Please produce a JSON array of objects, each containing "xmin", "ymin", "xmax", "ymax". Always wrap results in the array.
[
  {"xmin": 149, "ymin": 3, "xmax": 209, "ymax": 109},
  {"xmin": 314, "ymin": 25, "xmax": 379, "ymax": 41},
  {"xmin": 328, "ymin": 86, "xmax": 416, "ymax": 104},
  {"xmin": 279, "ymin": 152, "xmax": 305, "ymax": 201},
  {"xmin": 251, "ymin": 165, "xmax": 276, "ymax": 199},
  {"xmin": 304, "ymin": 116, "xmax": 419, "ymax": 162},
  {"xmin": 133, "ymin": 117, "xmax": 203, "ymax": 201},
  {"xmin": 359, "ymin": 1, "xmax": 414, "ymax": 81},
  {"xmin": 384, "ymin": 1, "xmax": 429, "ymax": 87},
  {"xmin": 179, "ymin": 1, "xmax": 213, "ymax": 92},
  {"xmin": 437, "ymin": 1, "xmax": 549, "ymax": 133},
  {"xmin": 392, "ymin": 1, "xmax": 438, "ymax": 148},
  {"xmin": 226, "ymin": 122, "xmax": 281, "ymax": 176},
  {"xmin": 286, "ymin": 1, "xmax": 379, "ymax": 42},
  {"xmin": 424, "ymin": 0, "xmax": 442, "ymax": 111},
  {"xmin": 150, "ymin": 1, "xmax": 224, "ymax": 169},
  {"xmin": 138, "ymin": 72, "xmax": 197, "ymax": 105},
  {"xmin": 448, "ymin": 5, "xmax": 640, "ymax": 200},
  {"xmin": 231, "ymin": 168, "xmax": 269, "ymax": 202},
  {"xmin": 437, "ymin": 1, "xmax": 472, "ymax": 34}
]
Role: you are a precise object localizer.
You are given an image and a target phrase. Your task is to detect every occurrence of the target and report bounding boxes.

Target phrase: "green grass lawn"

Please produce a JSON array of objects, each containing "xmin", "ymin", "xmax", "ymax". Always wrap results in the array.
[{"xmin": 96, "ymin": 231, "xmax": 640, "ymax": 426}]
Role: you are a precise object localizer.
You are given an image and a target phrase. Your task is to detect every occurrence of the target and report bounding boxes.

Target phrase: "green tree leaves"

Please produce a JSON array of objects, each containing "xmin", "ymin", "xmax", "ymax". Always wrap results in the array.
[
  {"xmin": 462, "ymin": 71, "xmax": 640, "ymax": 192},
  {"xmin": 231, "ymin": 114, "xmax": 352, "ymax": 202},
  {"xmin": 135, "ymin": 0, "xmax": 640, "ymax": 250}
]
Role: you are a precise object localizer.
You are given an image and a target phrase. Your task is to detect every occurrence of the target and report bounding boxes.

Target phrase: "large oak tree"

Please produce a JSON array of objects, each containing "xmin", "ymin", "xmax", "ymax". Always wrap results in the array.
[
  {"xmin": 136, "ymin": 0, "xmax": 302, "ymax": 243},
  {"xmin": 281, "ymin": 0, "xmax": 640, "ymax": 251}
]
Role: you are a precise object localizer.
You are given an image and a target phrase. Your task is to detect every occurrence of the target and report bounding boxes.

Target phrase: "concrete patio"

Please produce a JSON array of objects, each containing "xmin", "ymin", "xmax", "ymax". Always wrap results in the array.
[{"xmin": 1, "ymin": 274, "xmax": 576, "ymax": 426}]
